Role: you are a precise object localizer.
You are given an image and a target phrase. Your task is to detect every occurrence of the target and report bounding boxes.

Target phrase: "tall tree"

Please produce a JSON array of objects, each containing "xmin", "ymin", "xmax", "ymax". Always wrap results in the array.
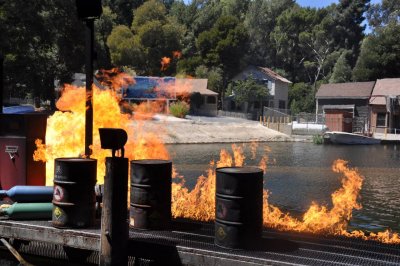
[
  {"xmin": 367, "ymin": 0, "xmax": 400, "ymax": 29},
  {"xmin": 270, "ymin": 5, "xmax": 321, "ymax": 83},
  {"xmin": 329, "ymin": 50, "xmax": 352, "ymax": 83},
  {"xmin": 244, "ymin": 0, "xmax": 295, "ymax": 65},
  {"xmin": 95, "ymin": 6, "xmax": 118, "ymax": 69},
  {"xmin": 352, "ymin": 21, "xmax": 400, "ymax": 81},
  {"xmin": 329, "ymin": 0, "xmax": 370, "ymax": 66},
  {"xmin": 107, "ymin": 0, "xmax": 184, "ymax": 75},
  {"xmin": 196, "ymin": 15, "xmax": 248, "ymax": 78},
  {"xmin": 2, "ymin": 0, "xmax": 85, "ymax": 107}
]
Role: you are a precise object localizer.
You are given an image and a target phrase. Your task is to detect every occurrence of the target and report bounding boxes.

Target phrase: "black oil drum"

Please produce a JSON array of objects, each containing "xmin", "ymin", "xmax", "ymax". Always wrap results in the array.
[
  {"xmin": 215, "ymin": 167, "xmax": 263, "ymax": 249},
  {"xmin": 130, "ymin": 159, "xmax": 172, "ymax": 230},
  {"xmin": 52, "ymin": 158, "xmax": 97, "ymax": 228}
]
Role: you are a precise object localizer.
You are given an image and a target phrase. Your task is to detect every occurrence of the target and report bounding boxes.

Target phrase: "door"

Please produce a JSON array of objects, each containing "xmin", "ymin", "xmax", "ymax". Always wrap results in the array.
[{"xmin": 0, "ymin": 137, "xmax": 27, "ymax": 190}]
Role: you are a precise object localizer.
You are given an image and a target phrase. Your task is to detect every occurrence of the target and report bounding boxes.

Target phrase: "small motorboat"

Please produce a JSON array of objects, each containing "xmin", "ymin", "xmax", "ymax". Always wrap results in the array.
[{"xmin": 324, "ymin": 131, "xmax": 381, "ymax": 145}]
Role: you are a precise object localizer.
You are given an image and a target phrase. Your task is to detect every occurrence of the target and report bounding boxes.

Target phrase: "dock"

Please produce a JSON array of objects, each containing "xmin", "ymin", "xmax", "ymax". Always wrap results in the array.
[{"xmin": 0, "ymin": 219, "xmax": 399, "ymax": 265}]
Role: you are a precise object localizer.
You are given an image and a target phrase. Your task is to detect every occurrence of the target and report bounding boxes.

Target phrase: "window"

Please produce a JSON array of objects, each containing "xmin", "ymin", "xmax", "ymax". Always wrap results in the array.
[
  {"xmin": 279, "ymin": 100, "xmax": 286, "ymax": 109},
  {"xmin": 206, "ymin": 96, "xmax": 216, "ymax": 104},
  {"xmin": 377, "ymin": 113, "xmax": 386, "ymax": 127}
]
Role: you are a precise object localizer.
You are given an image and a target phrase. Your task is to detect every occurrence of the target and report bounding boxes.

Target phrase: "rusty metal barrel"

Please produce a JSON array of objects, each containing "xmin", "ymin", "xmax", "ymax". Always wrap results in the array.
[
  {"xmin": 52, "ymin": 158, "xmax": 97, "ymax": 228},
  {"xmin": 130, "ymin": 159, "xmax": 172, "ymax": 230},
  {"xmin": 215, "ymin": 167, "xmax": 263, "ymax": 249}
]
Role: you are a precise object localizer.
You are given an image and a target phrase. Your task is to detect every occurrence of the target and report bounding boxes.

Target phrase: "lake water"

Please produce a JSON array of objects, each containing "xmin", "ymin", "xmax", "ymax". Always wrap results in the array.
[{"xmin": 167, "ymin": 142, "xmax": 400, "ymax": 233}]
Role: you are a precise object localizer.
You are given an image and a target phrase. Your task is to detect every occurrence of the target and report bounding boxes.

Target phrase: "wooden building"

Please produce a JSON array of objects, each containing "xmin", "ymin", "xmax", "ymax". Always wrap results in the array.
[
  {"xmin": 315, "ymin": 82, "xmax": 375, "ymax": 133},
  {"xmin": 369, "ymin": 78, "xmax": 400, "ymax": 134}
]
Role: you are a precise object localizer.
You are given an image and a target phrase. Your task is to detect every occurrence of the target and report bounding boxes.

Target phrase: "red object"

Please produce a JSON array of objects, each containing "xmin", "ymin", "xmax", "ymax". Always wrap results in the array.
[
  {"xmin": 0, "ymin": 114, "xmax": 47, "ymax": 189},
  {"xmin": 325, "ymin": 111, "xmax": 353, "ymax": 133}
]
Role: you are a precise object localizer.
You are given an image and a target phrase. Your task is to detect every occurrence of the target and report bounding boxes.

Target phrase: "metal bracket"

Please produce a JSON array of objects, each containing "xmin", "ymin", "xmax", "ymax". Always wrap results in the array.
[{"xmin": 5, "ymin": 146, "xmax": 18, "ymax": 160}]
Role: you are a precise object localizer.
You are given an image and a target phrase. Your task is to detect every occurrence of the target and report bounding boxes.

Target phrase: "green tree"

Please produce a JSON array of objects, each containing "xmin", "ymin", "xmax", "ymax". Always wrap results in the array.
[
  {"xmin": 289, "ymin": 82, "xmax": 315, "ymax": 114},
  {"xmin": 230, "ymin": 76, "xmax": 268, "ymax": 112},
  {"xmin": 107, "ymin": 0, "xmax": 184, "ymax": 75},
  {"xmin": 329, "ymin": 0, "xmax": 370, "ymax": 66},
  {"xmin": 329, "ymin": 50, "xmax": 352, "ymax": 83},
  {"xmin": 244, "ymin": 0, "xmax": 295, "ymax": 65},
  {"xmin": 196, "ymin": 15, "xmax": 248, "ymax": 78},
  {"xmin": 2, "ymin": 0, "xmax": 85, "ymax": 108},
  {"xmin": 367, "ymin": 0, "xmax": 399, "ymax": 29},
  {"xmin": 103, "ymin": 0, "xmax": 144, "ymax": 26},
  {"xmin": 271, "ymin": 6, "xmax": 321, "ymax": 82},
  {"xmin": 352, "ymin": 21, "xmax": 400, "ymax": 81},
  {"xmin": 95, "ymin": 6, "xmax": 118, "ymax": 69},
  {"xmin": 107, "ymin": 25, "xmax": 143, "ymax": 67}
]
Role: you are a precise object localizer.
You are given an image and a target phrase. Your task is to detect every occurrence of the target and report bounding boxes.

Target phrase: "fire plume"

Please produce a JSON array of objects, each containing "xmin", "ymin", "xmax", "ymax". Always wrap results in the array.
[
  {"xmin": 33, "ymin": 82, "xmax": 169, "ymax": 185},
  {"xmin": 161, "ymin": 57, "xmax": 171, "ymax": 71},
  {"xmin": 33, "ymin": 72, "xmax": 399, "ymax": 244}
]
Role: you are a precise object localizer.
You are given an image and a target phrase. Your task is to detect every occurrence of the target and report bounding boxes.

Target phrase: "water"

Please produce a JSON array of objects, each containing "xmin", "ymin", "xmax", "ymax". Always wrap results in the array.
[{"xmin": 167, "ymin": 142, "xmax": 400, "ymax": 233}]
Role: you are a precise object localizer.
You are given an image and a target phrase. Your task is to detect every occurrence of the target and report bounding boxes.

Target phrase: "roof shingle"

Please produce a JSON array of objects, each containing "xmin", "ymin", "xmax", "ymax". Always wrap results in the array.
[
  {"xmin": 316, "ymin": 82, "xmax": 375, "ymax": 99},
  {"xmin": 369, "ymin": 78, "xmax": 400, "ymax": 105}
]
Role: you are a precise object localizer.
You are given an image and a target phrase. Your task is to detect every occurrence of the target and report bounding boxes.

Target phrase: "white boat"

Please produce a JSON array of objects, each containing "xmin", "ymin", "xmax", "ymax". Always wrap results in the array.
[{"xmin": 324, "ymin": 131, "xmax": 381, "ymax": 145}]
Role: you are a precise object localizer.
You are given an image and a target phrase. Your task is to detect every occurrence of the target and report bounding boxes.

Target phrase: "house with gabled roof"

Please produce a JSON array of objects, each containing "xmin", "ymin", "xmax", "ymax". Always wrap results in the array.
[
  {"xmin": 225, "ymin": 66, "xmax": 292, "ymax": 119},
  {"xmin": 369, "ymin": 78, "xmax": 400, "ymax": 136},
  {"xmin": 315, "ymin": 81, "xmax": 375, "ymax": 132}
]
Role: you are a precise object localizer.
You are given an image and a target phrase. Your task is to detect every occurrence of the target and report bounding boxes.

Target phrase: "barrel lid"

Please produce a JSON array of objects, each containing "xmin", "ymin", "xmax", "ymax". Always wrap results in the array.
[
  {"xmin": 216, "ymin": 166, "xmax": 262, "ymax": 174},
  {"xmin": 55, "ymin": 158, "xmax": 97, "ymax": 162},
  {"xmin": 130, "ymin": 159, "xmax": 171, "ymax": 165}
]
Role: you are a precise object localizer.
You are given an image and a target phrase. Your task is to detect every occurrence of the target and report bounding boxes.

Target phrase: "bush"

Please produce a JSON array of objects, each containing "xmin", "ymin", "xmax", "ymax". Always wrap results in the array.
[
  {"xmin": 312, "ymin": 134, "xmax": 324, "ymax": 144},
  {"xmin": 169, "ymin": 101, "xmax": 189, "ymax": 118}
]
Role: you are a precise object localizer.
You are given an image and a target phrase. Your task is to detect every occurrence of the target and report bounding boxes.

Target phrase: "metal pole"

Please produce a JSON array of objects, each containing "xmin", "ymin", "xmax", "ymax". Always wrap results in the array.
[
  {"xmin": 0, "ymin": 53, "xmax": 4, "ymax": 113},
  {"xmin": 85, "ymin": 19, "xmax": 94, "ymax": 157}
]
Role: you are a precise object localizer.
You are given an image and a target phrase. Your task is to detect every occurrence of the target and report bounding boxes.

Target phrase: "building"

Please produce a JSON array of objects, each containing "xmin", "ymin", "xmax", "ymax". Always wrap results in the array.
[
  {"xmin": 369, "ymin": 78, "xmax": 400, "ymax": 135},
  {"xmin": 315, "ymin": 82, "xmax": 375, "ymax": 132},
  {"xmin": 227, "ymin": 66, "xmax": 291, "ymax": 114},
  {"xmin": 124, "ymin": 77, "xmax": 218, "ymax": 117}
]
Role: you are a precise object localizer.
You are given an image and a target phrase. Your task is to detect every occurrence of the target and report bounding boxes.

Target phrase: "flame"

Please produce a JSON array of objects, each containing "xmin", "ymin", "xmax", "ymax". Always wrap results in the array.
[
  {"xmin": 33, "ymin": 70, "xmax": 399, "ymax": 244},
  {"xmin": 172, "ymin": 51, "xmax": 182, "ymax": 59},
  {"xmin": 172, "ymin": 143, "xmax": 400, "ymax": 244},
  {"xmin": 34, "ymin": 82, "xmax": 169, "ymax": 185},
  {"xmin": 161, "ymin": 57, "xmax": 171, "ymax": 71}
]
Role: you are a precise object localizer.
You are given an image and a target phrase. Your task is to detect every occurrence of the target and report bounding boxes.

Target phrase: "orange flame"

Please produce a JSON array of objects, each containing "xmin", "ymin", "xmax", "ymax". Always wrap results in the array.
[
  {"xmin": 161, "ymin": 57, "xmax": 171, "ymax": 71},
  {"xmin": 33, "ymin": 71, "xmax": 399, "ymax": 244},
  {"xmin": 172, "ymin": 143, "xmax": 400, "ymax": 244},
  {"xmin": 34, "ymin": 83, "xmax": 169, "ymax": 185},
  {"xmin": 172, "ymin": 51, "xmax": 182, "ymax": 59}
]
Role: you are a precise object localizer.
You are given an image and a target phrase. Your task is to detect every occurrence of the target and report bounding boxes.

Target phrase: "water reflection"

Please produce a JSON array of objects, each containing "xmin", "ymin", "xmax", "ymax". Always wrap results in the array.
[{"xmin": 167, "ymin": 142, "xmax": 400, "ymax": 232}]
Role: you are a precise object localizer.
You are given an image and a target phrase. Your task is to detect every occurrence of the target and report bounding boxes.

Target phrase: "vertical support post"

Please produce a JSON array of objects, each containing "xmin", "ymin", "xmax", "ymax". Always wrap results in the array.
[
  {"xmin": 85, "ymin": 19, "xmax": 94, "ymax": 157},
  {"xmin": 100, "ymin": 157, "xmax": 129, "ymax": 266},
  {"xmin": 0, "ymin": 53, "xmax": 4, "ymax": 113}
]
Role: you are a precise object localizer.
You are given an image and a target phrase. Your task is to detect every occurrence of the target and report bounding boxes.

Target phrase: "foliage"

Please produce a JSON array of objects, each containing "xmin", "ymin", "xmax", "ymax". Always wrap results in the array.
[
  {"xmin": 289, "ymin": 83, "xmax": 315, "ymax": 114},
  {"xmin": 312, "ymin": 134, "xmax": 324, "ymax": 144},
  {"xmin": 95, "ymin": 6, "xmax": 118, "ymax": 69},
  {"xmin": 230, "ymin": 76, "xmax": 268, "ymax": 111},
  {"xmin": 1, "ymin": 0, "xmax": 396, "ymax": 114},
  {"xmin": 1, "ymin": 0, "xmax": 85, "ymax": 107},
  {"xmin": 244, "ymin": 0, "xmax": 295, "ymax": 65},
  {"xmin": 196, "ymin": 15, "xmax": 248, "ymax": 78},
  {"xmin": 107, "ymin": 0, "xmax": 184, "ymax": 75},
  {"xmin": 352, "ymin": 21, "xmax": 400, "ymax": 81},
  {"xmin": 169, "ymin": 101, "xmax": 189, "ymax": 118},
  {"xmin": 329, "ymin": 50, "xmax": 352, "ymax": 83}
]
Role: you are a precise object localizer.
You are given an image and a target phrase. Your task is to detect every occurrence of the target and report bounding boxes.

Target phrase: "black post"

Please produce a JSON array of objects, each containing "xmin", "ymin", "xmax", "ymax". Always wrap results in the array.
[
  {"xmin": 100, "ymin": 157, "xmax": 129, "ymax": 266},
  {"xmin": 85, "ymin": 19, "xmax": 94, "ymax": 157},
  {"xmin": 0, "ymin": 53, "xmax": 4, "ymax": 113}
]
